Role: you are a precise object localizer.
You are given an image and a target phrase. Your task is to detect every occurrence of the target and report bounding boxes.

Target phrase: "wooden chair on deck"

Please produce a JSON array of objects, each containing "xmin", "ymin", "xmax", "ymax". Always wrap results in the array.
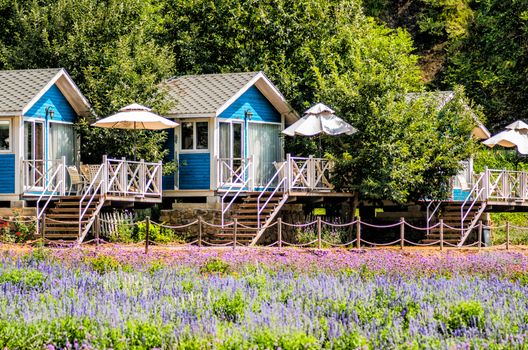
[
  {"xmin": 80, "ymin": 164, "xmax": 103, "ymax": 191},
  {"xmin": 66, "ymin": 166, "xmax": 87, "ymax": 195}
]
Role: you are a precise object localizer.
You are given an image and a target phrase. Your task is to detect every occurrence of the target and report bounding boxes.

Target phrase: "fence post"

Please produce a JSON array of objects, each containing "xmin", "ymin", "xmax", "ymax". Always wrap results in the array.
[
  {"xmin": 400, "ymin": 217, "xmax": 405, "ymax": 249},
  {"xmin": 317, "ymin": 217, "xmax": 322, "ymax": 249},
  {"xmin": 439, "ymin": 219, "xmax": 444, "ymax": 251},
  {"xmin": 506, "ymin": 221, "xmax": 510, "ymax": 250},
  {"xmin": 95, "ymin": 215, "xmax": 100, "ymax": 246},
  {"xmin": 356, "ymin": 216, "xmax": 361, "ymax": 249},
  {"xmin": 278, "ymin": 218, "xmax": 282, "ymax": 250},
  {"xmin": 198, "ymin": 216, "xmax": 203, "ymax": 247},
  {"xmin": 41, "ymin": 213, "xmax": 46, "ymax": 244},
  {"xmin": 478, "ymin": 220, "xmax": 483, "ymax": 250},
  {"xmin": 145, "ymin": 216, "xmax": 150, "ymax": 254},
  {"xmin": 233, "ymin": 218, "xmax": 237, "ymax": 250}
]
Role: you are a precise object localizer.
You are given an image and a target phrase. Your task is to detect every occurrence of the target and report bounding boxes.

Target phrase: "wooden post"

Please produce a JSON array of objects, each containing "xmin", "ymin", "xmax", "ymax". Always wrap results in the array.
[
  {"xmin": 41, "ymin": 213, "xmax": 46, "ymax": 244},
  {"xmin": 95, "ymin": 215, "xmax": 100, "ymax": 246},
  {"xmin": 198, "ymin": 216, "xmax": 203, "ymax": 247},
  {"xmin": 145, "ymin": 216, "xmax": 150, "ymax": 254},
  {"xmin": 317, "ymin": 216, "xmax": 322, "ymax": 249},
  {"xmin": 506, "ymin": 221, "xmax": 510, "ymax": 250},
  {"xmin": 478, "ymin": 220, "xmax": 483, "ymax": 250},
  {"xmin": 439, "ymin": 219, "xmax": 444, "ymax": 251},
  {"xmin": 233, "ymin": 218, "xmax": 238, "ymax": 250},
  {"xmin": 278, "ymin": 218, "xmax": 282, "ymax": 250},
  {"xmin": 356, "ymin": 216, "xmax": 361, "ymax": 249},
  {"xmin": 400, "ymin": 217, "xmax": 405, "ymax": 249}
]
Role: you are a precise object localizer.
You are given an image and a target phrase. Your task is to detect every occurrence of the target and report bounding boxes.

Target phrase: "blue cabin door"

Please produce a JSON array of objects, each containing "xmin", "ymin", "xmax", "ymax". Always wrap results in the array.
[
  {"xmin": 219, "ymin": 121, "xmax": 244, "ymax": 187},
  {"xmin": 24, "ymin": 121, "xmax": 45, "ymax": 189}
]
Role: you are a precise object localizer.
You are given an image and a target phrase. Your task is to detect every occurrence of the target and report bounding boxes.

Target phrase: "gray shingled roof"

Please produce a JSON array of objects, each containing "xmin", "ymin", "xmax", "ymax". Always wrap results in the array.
[
  {"xmin": 0, "ymin": 68, "xmax": 62, "ymax": 114},
  {"xmin": 163, "ymin": 72, "xmax": 259, "ymax": 116}
]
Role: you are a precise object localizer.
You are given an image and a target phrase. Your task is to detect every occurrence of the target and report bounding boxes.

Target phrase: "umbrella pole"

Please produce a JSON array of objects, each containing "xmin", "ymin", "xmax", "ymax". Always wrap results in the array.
[
  {"xmin": 318, "ymin": 134, "xmax": 322, "ymax": 158},
  {"xmin": 133, "ymin": 123, "xmax": 137, "ymax": 161}
]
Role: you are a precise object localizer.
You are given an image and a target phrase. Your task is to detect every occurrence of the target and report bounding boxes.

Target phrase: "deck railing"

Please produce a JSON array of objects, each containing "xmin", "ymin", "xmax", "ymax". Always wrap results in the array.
[
  {"xmin": 22, "ymin": 158, "xmax": 66, "ymax": 194},
  {"xmin": 105, "ymin": 158, "xmax": 162, "ymax": 197},
  {"xmin": 217, "ymin": 157, "xmax": 253, "ymax": 190},
  {"xmin": 219, "ymin": 157, "xmax": 253, "ymax": 225},
  {"xmin": 35, "ymin": 157, "xmax": 66, "ymax": 236},
  {"xmin": 287, "ymin": 155, "xmax": 334, "ymax": 192}
]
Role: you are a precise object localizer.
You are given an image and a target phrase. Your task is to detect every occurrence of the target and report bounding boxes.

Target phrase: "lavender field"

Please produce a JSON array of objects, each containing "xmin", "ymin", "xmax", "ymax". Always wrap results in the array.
[{"xmin": 1, "ymin": 247, "xmax": 528, "ymax": 349}]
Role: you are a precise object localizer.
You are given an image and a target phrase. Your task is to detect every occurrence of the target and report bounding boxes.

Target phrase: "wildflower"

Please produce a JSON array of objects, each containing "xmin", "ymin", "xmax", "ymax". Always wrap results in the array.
[{"xmin": 15, "ymin": 232, "xmax": 21, "ymax": 237}]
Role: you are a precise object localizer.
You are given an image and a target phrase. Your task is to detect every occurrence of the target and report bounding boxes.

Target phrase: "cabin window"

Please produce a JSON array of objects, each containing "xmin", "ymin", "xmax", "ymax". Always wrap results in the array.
[
  {"xmin": 181, "ymin": 121, "xmax": 209, "ymax": 151},
  {"xmin": 0, "ymin": 120, "xmax": 11, "ymax": 151}
]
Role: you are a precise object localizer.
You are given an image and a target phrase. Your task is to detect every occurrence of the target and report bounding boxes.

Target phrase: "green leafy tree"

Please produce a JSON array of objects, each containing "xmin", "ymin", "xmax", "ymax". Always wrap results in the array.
[
  {"xmin": 0, "ymin": 0, "xmax": 174, "ymax": 162},
  {"xmin": 443, "ymin": 0, "xmax": 528, "ymax": 131},
  {"xmin": 160, "ymin": 0, "xmax": 478, "ymax": 202}
]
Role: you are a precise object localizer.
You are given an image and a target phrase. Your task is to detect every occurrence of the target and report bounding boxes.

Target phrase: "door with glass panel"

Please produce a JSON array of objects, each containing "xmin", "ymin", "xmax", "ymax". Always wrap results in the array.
[
  {"xmin": 24, "ymin": 121, "xmax": 45, "ymax": 189},
  {"xmin": 49, "ymin": 122, "xmax": 76, "ymax": 188},
  {"xmin": 247, "ymin": 123, "xmax": 281, "ymax": 187},
  {"xmin": 219, "ymin": 122, "xmax": 244, "ymax": 187}
]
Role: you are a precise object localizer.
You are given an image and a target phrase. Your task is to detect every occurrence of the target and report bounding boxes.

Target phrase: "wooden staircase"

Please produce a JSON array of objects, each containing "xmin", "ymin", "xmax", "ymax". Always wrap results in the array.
[
  {"xmin": 43, "ymin": 196, "xmax": 104, "ymax": 244},
  {"xmin": 210, "ymin": 191, "xmax": 288, "ymax": 245},
  {"xmin": 422, "ymin": 202, "xmax": 486, "ymax": 246}
]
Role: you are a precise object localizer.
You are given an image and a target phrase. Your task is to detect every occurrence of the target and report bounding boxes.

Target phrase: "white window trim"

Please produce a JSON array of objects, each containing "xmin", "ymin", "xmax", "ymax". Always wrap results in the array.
[
  {"xmin": 0, "ymin": 119, "xmax": 12, "ymax": 153},
  {"xmin": 179, "ymin": 119, "xmax": 210, "ymax": 153}
]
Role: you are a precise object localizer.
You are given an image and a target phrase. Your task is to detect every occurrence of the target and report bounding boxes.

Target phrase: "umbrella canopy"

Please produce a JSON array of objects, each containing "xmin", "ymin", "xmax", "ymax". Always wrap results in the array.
[
  {"xmin": 92, "ymin": 103, "xmax": 178, "ymax": 130},
  {"xmin": 282, "ymin": 103, "xmax": 357, "ymax": 137},
  {"xmin": 483, "ymin": 120, "xmax": 528, "ymax": 154}
]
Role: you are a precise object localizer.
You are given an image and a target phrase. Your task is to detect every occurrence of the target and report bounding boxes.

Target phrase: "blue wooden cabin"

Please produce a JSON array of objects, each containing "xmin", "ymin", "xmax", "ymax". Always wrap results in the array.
[
  {"xmin": 0, "ymin": 68, "xmax": 91, "ymax": 207},
  {"xmin": 161, "ymin": 72, "xmax": 299, "ymax": 201}
]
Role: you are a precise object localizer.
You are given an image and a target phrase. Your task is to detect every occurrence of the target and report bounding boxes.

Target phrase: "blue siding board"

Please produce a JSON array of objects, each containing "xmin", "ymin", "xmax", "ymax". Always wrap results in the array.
[
  {"xmin": 179, "ymin": 153, "xmax": 210, "ymax": 190},
  {"xmin": 219, "ymin": 86, "xmax": 281, "ymax": 123},
  {"xmin": 0, "ymin": 154, "xmax": 15, "ymax": 193},
  {"xmin": 25, "ymin": 84, "xmax": 76, "ymax": 122}
]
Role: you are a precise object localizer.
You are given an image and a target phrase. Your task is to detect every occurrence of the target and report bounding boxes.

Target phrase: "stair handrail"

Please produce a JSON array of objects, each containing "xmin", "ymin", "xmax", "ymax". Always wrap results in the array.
[
  {"xmin": 221, "ymin": 157, "xmax": 252, "ymax": 225},
  {"xmin": 460, "ymin": 171, "xmax": 486, "ymax": 231},
  {"xmin": 426, "ymin": 200, "xmax": 442, "ymax": 235},
  {"xmin": 79, "ymin": 159, "xmax": 107, "ymax": 239},
  {"xmin": 257, "ymin": 161, "xmax": 287, "ymax": 228},
  {"xmin": 36, "ymin": 159, "xmax": 66, "ymax": 235}
]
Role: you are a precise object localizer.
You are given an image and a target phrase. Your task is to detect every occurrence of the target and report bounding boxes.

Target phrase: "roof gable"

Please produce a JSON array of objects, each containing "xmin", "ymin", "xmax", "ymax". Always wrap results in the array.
[
  {"xmin": 0, "ymin": 68, "xmax": 90, "ymax": 117},
  {"xmin": 406, "ymin": 91, "xmax": 490, "ymax": 140},
  {"xmin": 162, "ymin": 71, "xmax": 298, "ymax": 123}
]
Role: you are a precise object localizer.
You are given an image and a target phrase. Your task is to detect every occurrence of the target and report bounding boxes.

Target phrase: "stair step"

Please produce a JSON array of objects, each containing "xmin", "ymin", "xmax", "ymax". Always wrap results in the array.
[
  {"xmin": 49, "ymin": 208, "xmax": 95, "ymax": 213},
  {"xmin": 59, "ymin": 195, "xmax": 101, "ymax": 201},
  {"xmin": 425, "ymin": 233, "xmax": 462, "ymax": 239},
  {"xmin": 47, "ymin": 214, "xmax": 85, "ymax": 219},
  {"xmin": 421, "ymin": 239, "xmax": 460, "ymax": 244},
  {"xmin": 44, "ymin": 233, "xmax": 79, "ymax": 239},
  {"xmin": 55, "ymin": 202, "xmax": 96, "ymax": 208},
  {"xmin": 211, "ymin": 233, "xmax": 257, "ymax": 238},
  {"xmin": 237, "ymin": 208, "xmax": 275, "ymax": 214},
  {"xmin": 220, "ymin": 227, "xmax": 258, "ymax": 232},
  {"xmin": 207, "ymin": 239, "xmax": 253, "ymax": 244},
  {"xmin": 45, "ymin": 227, "xmax": 81, "ymax": 232}
]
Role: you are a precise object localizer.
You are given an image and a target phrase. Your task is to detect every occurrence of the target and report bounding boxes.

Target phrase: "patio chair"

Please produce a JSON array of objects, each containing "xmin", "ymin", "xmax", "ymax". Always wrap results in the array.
[
  {"xmin": 66, "ymin": 166, "xmax": 88, "ymax": 195},
  {"xmin": 80, "ymin": 164, "xmax": 103, "ymax": 192}
]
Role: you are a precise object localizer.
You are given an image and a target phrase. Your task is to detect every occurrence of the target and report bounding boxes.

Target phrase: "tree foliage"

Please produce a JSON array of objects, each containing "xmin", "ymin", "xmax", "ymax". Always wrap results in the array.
[
  {"xmin": 443, "ymin": 0, "xmax": 528, "ymax": 132},
  {"xmin": 0, "ymin": 0, "xmax": 174, "ymax": 162},
  {"xmin": 0, "ymin": 0, "xmax": 481, "ymax": 202}
]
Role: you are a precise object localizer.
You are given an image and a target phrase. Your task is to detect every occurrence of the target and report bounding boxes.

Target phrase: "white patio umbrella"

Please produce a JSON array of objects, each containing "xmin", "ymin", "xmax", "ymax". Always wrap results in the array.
[
  {"xmin": 92, "ymin": 103, "xmax": 178, "ymax": 160},
  {"xmin": 283, "ymin": 103, "xmax": 357, "ymax": 137},
  {"xmin": 483, "ymin": 120, "xmax": 528, "ymax": 154},
  {"xmin": 282, "ymin": 103, "xmax": 357, "ymax": 156}
]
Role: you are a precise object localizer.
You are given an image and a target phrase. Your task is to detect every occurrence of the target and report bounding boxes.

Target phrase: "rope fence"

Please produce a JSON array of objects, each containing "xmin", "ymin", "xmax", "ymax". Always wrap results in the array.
[{"xmin": 5, "ymin": 214, "xmax": 528, "ymax": 252}]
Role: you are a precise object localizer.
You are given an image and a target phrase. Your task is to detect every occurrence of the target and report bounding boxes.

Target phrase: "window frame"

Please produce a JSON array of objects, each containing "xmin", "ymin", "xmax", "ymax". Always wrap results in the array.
[
  {"xmin": 0, "ymin": 119, "xmax": 12, "ymax": 153},
  {"xmin": 179, "ymin": 120, "xmax": 209, "ymax": 153}
]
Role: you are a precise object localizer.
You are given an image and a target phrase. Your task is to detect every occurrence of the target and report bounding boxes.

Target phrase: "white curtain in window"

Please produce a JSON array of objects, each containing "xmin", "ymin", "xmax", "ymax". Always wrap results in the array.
[
  {"xmin": 49, "ymin": 123, "xmax": 76, "ymax": 165},
  {"xmin": 248, "ymin": 123, "xmax": 281, "ymax": 186}
]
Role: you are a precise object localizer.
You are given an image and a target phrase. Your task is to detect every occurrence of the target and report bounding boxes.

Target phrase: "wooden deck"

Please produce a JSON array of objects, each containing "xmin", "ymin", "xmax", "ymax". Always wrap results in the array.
[{"xmin": 22, "ymin": 156, "xmax": 162, "ymax": 244}]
